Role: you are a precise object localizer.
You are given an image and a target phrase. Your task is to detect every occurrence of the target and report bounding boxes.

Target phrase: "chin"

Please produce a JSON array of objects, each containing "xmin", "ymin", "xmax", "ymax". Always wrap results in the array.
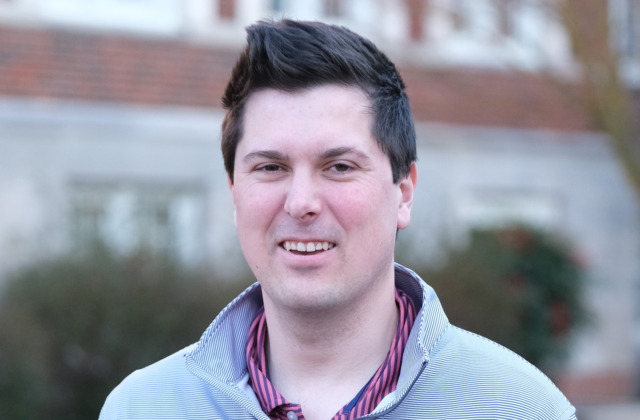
[{"xmin": 267, "ymin": 284, "xmax": 349, "ymax": 312}]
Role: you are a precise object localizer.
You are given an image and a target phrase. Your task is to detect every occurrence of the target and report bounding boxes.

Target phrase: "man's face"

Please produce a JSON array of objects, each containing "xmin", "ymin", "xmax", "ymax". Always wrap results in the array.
[{"xmin": 231, "ymin": 85, "xmax": 415, "ymax": 312}]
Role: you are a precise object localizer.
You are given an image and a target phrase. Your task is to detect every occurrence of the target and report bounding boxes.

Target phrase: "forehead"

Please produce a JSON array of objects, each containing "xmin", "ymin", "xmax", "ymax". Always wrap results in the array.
[{"xmin": 239, "ymin": 85, "xmax": 376, "ymax": 155}]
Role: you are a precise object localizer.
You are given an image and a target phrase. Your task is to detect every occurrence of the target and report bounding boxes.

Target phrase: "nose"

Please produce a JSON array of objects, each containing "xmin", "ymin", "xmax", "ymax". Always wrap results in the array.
[{"xmin": 283, "ymin": 170, "xmax": 321, "ymax": 222}]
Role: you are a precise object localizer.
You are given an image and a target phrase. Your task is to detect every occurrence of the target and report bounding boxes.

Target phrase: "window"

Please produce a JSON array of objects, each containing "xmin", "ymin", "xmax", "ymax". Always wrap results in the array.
[
  {"xmin": 610, "ymin": 0, "xmax": 640, "ymax": 84},
  {"xmin": 449, "ymin": 0, "xmax": 472, "ymax": 33},
  {"xmin": 495, "ymin": 0, "xmax": 516, "ymax": 39},
  {"xmin": 624, "ymin": 0, "xmax": 640, "ymax": 59},
  {"xmin": 324, "ymin": 0, "xmax": 344, "ymax": 18},
  {"xmin": 445, "ymin": 0, "xmax": 521, "ymax": 40},
  {"xmin": 69, "ymin": 181, "xmax": 204, "ymax": 264},
  {"xmin": 271, "ymin": 0, "xmax": 288, "ymax": 13}
]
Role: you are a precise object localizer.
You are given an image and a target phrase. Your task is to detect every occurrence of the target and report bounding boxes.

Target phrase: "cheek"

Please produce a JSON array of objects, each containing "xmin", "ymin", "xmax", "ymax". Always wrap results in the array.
[
  {"xmin": 331, "ymin": 186, "xmax": 396, "ymax": 232},
  {"xmin": 233, "ymin": 188, "xmax": 281, "ymax": 269},
  {"xmin": 234, "ymin": 186, "xmax": 282, "ymax": 231}
]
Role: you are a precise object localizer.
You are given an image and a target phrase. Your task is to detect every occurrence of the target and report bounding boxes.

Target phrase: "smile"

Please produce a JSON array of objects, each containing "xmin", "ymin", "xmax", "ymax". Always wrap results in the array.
[{"xmin": 282, "ymin": 241, "xmax": 336, "ymax": 252}]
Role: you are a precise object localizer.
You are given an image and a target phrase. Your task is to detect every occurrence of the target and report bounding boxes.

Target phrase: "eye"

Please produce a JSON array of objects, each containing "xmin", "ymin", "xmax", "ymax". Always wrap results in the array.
[
  {"xmin": 327, "ymin": 161, "xmax": 357, "ymax": 175},
  {"xmin": 332, "ymin": 162, "xmax": 352, "ymax": 172},
  {"xmin": 256, "ymin": 163, "xmax": 282, "ymax": 172}
]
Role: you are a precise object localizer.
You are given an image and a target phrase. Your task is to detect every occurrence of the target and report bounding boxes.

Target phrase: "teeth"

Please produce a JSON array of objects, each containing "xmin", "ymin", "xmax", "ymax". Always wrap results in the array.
[{"xmin": 284, "ymin": 241, "xmax": 335, "ymax": 253}]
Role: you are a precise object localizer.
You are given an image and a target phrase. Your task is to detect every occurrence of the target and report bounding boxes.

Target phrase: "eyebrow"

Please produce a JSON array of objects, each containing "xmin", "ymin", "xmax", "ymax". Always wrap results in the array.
[
  {"xmin": 242, "ymin": 150, "xmax": 289, "ymax": 163},
  {"xmin": 320, "ymin": 146, "xmax": 370, "ymax": 161}
]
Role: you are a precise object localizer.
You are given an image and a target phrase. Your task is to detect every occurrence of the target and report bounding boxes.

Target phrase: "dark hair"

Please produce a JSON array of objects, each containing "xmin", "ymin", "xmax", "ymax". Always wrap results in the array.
[{"xmin": 221, "ymin": 19, "xmax": 416, "ymax": 183}]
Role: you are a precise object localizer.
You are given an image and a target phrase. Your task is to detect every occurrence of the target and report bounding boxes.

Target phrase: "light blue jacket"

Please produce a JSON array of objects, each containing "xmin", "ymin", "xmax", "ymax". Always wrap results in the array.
[{"xmin": 100, "ymin": 264, "xmax": 577, "ymax": 419}]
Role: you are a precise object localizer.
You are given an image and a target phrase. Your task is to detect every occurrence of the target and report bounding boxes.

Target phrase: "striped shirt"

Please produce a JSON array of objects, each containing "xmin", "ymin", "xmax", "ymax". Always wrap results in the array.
[{"xmin": 245, "ymin": 289, "xmax": 417, "ymax": 420}]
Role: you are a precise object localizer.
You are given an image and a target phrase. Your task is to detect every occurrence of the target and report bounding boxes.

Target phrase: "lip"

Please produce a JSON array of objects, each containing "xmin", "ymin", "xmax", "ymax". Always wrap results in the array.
[{"xmin": 277, "ymin": 239, "xmax": 337, "ymax": 267}]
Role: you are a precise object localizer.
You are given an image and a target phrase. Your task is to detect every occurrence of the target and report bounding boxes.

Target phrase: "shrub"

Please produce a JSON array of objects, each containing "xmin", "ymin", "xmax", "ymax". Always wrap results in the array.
[
  {"xmin": 413, "ymin": 226, "xmax": 588, "ymax": 370},
  {"xmin": 0, "ymin": 247, "xmax": 252, "ymax": 420}
]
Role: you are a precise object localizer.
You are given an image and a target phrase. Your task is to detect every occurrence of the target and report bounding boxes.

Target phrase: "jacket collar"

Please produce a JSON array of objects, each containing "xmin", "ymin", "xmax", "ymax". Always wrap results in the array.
[
  {"xmin": 391, "ymin": 263, "xmax": 449, "ymax": 395},
  {"xmin": 185, "ymin": 264, "xmax": 450, "ymax": 389}
]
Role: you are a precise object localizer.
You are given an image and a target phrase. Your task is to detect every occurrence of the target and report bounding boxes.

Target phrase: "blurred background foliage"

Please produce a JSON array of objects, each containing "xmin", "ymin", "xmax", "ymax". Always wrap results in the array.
[
  {"xmin": 0, "ymin": 225, "xmax": 587, "ymax": 419},
  {"xmin": 0, "ymin": 246, "xmax": 252, "ymax": 420},
  {"xmin": 406, "ymin": 225, "xmax": 589, "ymax": 371}
]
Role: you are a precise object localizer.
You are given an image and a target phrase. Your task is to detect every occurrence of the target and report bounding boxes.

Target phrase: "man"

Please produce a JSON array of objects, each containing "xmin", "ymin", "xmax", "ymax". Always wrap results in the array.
[{"xmin": 100, "ymin": 19, "xmax": 577, "ymax": 420}]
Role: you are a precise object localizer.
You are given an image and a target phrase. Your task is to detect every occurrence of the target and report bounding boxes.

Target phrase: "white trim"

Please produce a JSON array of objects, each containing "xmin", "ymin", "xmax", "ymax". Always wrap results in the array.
[{"xmin": 35, "ymin": 0, "xmax": 183, "ymax": 35}]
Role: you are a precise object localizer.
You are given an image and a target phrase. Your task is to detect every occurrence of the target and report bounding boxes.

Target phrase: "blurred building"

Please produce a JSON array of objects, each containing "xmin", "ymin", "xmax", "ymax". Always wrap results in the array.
[{"xmin": 0, "ymin": 0, "xmax": 638, "ymax": 405}]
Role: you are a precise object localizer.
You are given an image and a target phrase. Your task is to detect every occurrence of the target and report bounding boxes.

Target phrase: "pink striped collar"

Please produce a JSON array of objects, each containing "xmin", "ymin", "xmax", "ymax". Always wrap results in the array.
[{"xmin": 245, "ymin": 288, "xmax": 417, "ymax": 420}]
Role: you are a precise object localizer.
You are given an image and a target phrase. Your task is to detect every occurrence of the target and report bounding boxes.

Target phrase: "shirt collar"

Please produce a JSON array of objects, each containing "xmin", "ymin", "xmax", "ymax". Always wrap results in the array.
[{"xmin": 245, "ymin": 288, "xmax": 417, "ymax": 420}]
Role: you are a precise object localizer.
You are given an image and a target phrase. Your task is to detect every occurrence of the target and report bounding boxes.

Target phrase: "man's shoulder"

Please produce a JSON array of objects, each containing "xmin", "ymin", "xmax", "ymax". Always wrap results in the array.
[
  {"xmin": 98, "ymin": 345, "xmax": 201, "ymax": 419},
  {"xmin": 98, "ymin": 284, "xmax": 265, "ymax": 420},
  {"xmin": 122, "ymin": 344, "xmax": 196, "ymax": 385},
  {"xmin": 402, "ymin": 325, "xmax": 576, "ymax": 419},
  {"xmin": 437, "ymin": 325, "xmax": 535, "ymax": 363},
  {"xmin": 431, "ymin": 325, "xmax": 566, "ymax": 391}
]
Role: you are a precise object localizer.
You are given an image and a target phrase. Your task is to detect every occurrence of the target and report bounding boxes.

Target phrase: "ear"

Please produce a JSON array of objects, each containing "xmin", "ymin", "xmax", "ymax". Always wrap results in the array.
[{"xmin": 397, "ymin": 163, "xmax": 417, "ymax": 230}]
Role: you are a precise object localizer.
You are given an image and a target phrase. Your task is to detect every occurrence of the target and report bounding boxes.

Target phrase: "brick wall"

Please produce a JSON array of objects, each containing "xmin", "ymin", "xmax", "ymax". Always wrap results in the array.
[
  {"xmin": 0, "ymin": 26, "xmax": 236, "ymax": 108},
  {"xmin": 0, "ymin": 24, "xmax": 594, "ymax": 132},
  {"xmin": 402, "ymin": 66, "xmax": 594, "ymax": 131}
]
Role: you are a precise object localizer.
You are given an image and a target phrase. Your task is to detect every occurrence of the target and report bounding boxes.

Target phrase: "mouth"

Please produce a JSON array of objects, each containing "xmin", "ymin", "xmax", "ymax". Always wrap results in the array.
[{"xmin": 281, "ymin": 241, "xmax": 336, "ymax": 254}]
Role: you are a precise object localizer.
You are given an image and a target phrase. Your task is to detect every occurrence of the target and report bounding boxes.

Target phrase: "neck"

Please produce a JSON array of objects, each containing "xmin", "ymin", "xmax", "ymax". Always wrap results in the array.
[{"xmin": 261, "ymin": 280, "xmax": 398, "ymax": 420}]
